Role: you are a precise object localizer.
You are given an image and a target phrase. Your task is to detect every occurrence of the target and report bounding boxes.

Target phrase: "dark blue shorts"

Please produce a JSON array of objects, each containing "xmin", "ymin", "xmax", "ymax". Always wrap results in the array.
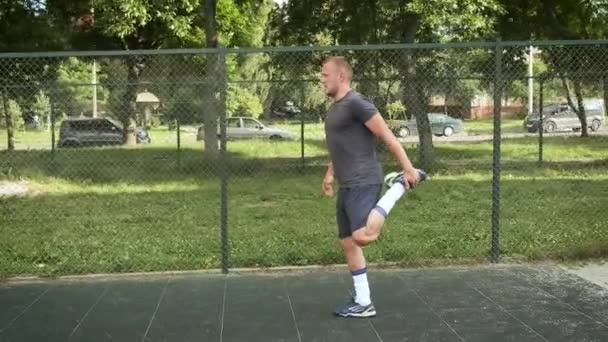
[{"xmin": 336, "ymin": 184, "xmax": 383, "ymax": 239}]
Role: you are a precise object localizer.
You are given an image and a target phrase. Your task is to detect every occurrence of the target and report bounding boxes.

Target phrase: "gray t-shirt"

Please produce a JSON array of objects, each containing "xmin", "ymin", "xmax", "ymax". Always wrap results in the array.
[{"xmin": 325, "ymin": 90, "xmax": 383, "ymax": 187}]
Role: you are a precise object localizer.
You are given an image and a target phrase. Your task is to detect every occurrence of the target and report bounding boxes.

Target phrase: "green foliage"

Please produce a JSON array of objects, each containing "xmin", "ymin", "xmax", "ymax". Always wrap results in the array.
[
  {"xmin": 0, "ymin": 0, "xmax": 65, "ymax": 52},
  {"xmin": 404, "ymin": 0, "xmax": 505, "ymax": 41},
  {"xmin": 498, "ymin": 0, "xmax": 608, "ymax": 41},
  {"xmin": 164, "ymin": 86, "xmax": 204, "ymax": 124},
  {"xmin": 218, "ymin": 0, "xmax": 274, "ymax": 47},
  {"xmin": 0, "ymin": 99, "xmax": 24, "ymax": 130},
  {"xmin": 32, "ymin": 91, "xmax": 51, "ymax": 118},
  {"xmin": 496, "ymin": 0, "xmax": 608, "ymax": 135},
  {"xmin": 55, "ymin": 57, "xmax": 109, "ymax": 117},
  {"xmin": 270, "ymin": 0, "xmax": 503, "ymax": 45},
  {"xmin": 227, "ymin": 85, "xmax": 264, "ymax": 117},
  {"xmin": 30, "ymin": 91, "xmax": 52, "ymax": 130},
  {"xmin": 149, "ymin": 115, "xmax": 162, "ymax": 128},
  {"xmin": 88, "ymin": 0, "xmax": 201, "ymax": 46},
  {"xmin": 387, "ymin": 100, "xmax": 406, "ymax": 120}
]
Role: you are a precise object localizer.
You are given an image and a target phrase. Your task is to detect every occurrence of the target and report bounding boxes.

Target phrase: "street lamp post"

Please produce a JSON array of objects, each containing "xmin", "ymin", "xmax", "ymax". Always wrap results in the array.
[
  {"xmin": 527, "ymin": 46, "xmax": 540, "ymax": 115},
  {"xmin": 91, "ymin": 7, "xmax": 97, "ymax": 118}
]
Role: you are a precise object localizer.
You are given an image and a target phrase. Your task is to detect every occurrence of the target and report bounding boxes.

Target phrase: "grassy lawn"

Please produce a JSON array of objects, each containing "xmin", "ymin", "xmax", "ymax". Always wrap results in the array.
[
  {"xmin": 0, "ymin": 128, "xmax": 57, "ymax": 150},
  {"xmin": 1, "ymin": 135, "xmax": 607, "ymax": 278},
  {"xmin": 463, "ymin": 118, "xmax": 525, "ymax": 135}
]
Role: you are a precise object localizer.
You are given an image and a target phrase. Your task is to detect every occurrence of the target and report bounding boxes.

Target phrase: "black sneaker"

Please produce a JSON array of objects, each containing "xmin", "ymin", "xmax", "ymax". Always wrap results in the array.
[
  {"xmin": 334, "ymin": 298, "xmax": 377, "ymax": 318},
  {"xmin": 384, "ymin": 169, "xmax": 428, "ymax": 188}
]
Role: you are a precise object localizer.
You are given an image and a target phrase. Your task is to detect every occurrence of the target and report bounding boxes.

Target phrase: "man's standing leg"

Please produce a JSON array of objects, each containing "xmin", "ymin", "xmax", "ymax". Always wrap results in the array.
[
  {"xmin": 343, "ymin": 238, "xmax": 371, "ymax": 303},
  {"xmin": 335, "ymin": 237, "xmax": 376, "ymax": 318},
  {"xmin": 334, "ymin": 187, "xmax": 377, "ymax": 318}
]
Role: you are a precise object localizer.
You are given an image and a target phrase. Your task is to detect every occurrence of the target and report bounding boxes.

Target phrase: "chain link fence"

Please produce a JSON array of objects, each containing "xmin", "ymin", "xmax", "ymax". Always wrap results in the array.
[{"xmin": 1, "ymin": 41, "xmax": 607, "ymax": 278}]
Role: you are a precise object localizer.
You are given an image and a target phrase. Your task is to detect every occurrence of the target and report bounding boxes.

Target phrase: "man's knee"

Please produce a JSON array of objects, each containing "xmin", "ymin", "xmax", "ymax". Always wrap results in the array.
[
  {"xmin": 352, "ymin": 228, "xmax": 373, "ymax": 246},
  {"xmin": 340, "ymin": 237, "xmax": 358, "ymax": 250}
]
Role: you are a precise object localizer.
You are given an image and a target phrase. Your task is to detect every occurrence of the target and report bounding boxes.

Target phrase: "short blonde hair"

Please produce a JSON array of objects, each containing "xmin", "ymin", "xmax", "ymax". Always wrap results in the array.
[{"xmin": 323, "ymin": 56, "xmax": 353, "ymax": 80}]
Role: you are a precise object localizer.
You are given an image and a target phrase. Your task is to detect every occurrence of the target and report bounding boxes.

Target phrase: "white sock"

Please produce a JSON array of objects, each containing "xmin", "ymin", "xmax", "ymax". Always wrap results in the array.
[
  {"xmin": 352, "ymin": 268, "xmax": 371, "ymax": 305},
  {"xmin": 374, "ymin": 183, "xmax": 406, "ymax": 217}
]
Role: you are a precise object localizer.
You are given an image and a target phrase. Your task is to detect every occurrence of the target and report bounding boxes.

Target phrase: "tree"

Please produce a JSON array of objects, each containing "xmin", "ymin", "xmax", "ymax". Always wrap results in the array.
[
  {"xmin": 1, "ymin": 92, "xmax": 16, "ymax": 150},
  {"xmin": 497, "ymin": 0, "xmax": 608, "ymax": 137},
  {"xmin": 269, "ymin": 0, "xmax": 503, "ymax": 171},
  {"xmin": 51, "ymin": 0, "xmax": 274, "ymax": 148},
  {"xmin": 47, "ymin": 0, "xmax": 204, "ymax": 143},
  {"xmin": 201, "ymin": 0, "xmax": 274, "ymax": 153},
  {"xmin": 55, "ymin": 57, "xmax": 109, "ymax": 117},
  {"xmin": 0, "ymin": 0, "xmax": 65, "ymax": 150},
  {"xmin": 0, "ymin": 1, "xmax": 66, "ymax": 52},
  {"xmin": 202, "ymin": 0, "xmax": 220, "ymax": 154},
  {"xmin": 32, "ymin": 90, "xmax": 52, "ymax": 130}
]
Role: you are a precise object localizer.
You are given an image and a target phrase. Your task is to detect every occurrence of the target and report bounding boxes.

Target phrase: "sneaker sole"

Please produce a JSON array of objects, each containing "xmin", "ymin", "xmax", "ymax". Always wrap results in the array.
[{"xmin": 336, "ymin": 310, "xmax": 377, "ymax": 318}]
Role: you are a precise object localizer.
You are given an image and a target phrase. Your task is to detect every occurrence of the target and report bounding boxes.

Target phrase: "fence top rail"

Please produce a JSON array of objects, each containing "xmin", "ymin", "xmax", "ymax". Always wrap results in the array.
[{"xmin": 0, "ymin": 39, "xmax": 607, "ymax": 59}]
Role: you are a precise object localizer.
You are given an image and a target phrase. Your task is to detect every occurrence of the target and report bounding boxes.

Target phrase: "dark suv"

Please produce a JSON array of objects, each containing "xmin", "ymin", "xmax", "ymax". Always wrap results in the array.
[{"xmin": 58, "ymin": 117, "xmax": 150, "ymax": 147}]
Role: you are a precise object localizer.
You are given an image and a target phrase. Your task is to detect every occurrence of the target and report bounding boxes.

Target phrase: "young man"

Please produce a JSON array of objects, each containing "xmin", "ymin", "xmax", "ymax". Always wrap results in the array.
[{"xmin": 320, "ymin": 56, "xmax": 425, "ymax": 318}]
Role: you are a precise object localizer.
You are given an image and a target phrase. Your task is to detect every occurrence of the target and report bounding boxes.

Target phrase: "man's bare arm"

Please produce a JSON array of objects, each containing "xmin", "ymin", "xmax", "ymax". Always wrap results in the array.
[
  {"xmin": 365, "ymin": 113, "xmax": 420, "ymax": 186},
  {"xmin": 322, "ymin": 161, "xmax": 335, "ymax": 196}
]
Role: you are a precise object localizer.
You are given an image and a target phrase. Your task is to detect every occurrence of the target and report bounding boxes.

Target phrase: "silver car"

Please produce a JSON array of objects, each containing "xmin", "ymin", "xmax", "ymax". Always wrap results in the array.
[
  {"xmin": 524, "ymin": 100, "xmax": 605, "ymax": 133},
  {"xmin": 197, "ymin": 117, "xmax": 295, "ymax": 141}
]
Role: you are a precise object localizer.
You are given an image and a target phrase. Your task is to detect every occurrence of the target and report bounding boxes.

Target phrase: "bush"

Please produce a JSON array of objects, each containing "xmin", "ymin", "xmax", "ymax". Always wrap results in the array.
[
  {"xmin": 387, "ymin": 100, "xmax": 406, "ymax": 120},
  {"xmin": 149, "ymin": 116, "xmax": 162, "ymax": 128}
]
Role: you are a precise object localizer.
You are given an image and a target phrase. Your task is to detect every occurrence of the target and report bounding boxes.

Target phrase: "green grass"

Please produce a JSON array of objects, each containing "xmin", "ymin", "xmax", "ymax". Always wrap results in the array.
[
  {"xmin": 1, "ymin": 135, "xmax": 607, "ymax": 278},
  {"xmin": 0, "ymin": 128, "xmax": 57, "ymax": 150},
  {"xmin": 462, "ymin": 118, "xmax": 525, "ymax": 135},
  {"xmin": 438, "ymin": 135, "xmax": 608, "ymax": 164}
]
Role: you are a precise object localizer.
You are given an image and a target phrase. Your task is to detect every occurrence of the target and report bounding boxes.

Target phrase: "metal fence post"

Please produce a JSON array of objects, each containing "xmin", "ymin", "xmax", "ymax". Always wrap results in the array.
[
  {"xmin": 176, "ymin": 119, "xmax": 182, "ymax": 169},
  {"xmin": 538, "ymin": 77, "xmax": 544, "ymax": 163},
  {"xmin": 300, "ymin": 107, "xmax": 305, "ymax": 171},
  {"xmin": 1, "ymin": 87, "xmax": 14, "ymax": 151},
  {"xmin": 219, "ymin": 48, "xmax": 229, "ymax": 274},
  {"xmin": 602, "ymin": 72, "xmax": 608, "ymax": 117},
  {"xmin": 299, "ymin": 85, "xmax": 306, "ymax": 171},
  {"xmin": 491, "ymin": 40, "xmax": 503, "ymax": 263},
  {"xmin": 49, "ymin": 85, "xmax": 57, "ymax": 158}
]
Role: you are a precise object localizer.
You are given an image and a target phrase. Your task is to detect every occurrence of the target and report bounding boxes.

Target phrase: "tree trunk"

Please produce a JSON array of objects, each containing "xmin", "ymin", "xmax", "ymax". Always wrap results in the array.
[
  {"xmin": 559, "ymin": 74, "xmax": 576, "ymax": 111},
  {"xmin": 358, "ymin": 62, "xmax": 381, "ymax": 112},
  {"xmin": 572, "ymin": 79, "xmax": 588, "ymax": 137},
  {"xmin": 604, "ymin": 76, "xmax": 608, "ymax": 123},
  {"xmin": 402, "ymin": 63, "xmax": 435, "ymax": 172},
  {"xmin": 203, "ymin": 0, "xmax": 219, "ymax": 156},
  {"xmin": 398, "ymin": 11, "xmax": 435, "ymax": 172},
  {"xmin": 2, "ymin": 89, "xmax": 14, "ymax": 151},
  {"xmin": 122, "ymin": 56, "xmax": 142, "ymax": 145}
]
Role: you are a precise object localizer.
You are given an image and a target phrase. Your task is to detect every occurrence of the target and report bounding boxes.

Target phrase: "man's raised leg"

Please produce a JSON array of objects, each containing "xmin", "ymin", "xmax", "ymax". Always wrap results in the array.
[{"xmin": 352, "ymin": 170, "xmax": 427, "ymax": 246}]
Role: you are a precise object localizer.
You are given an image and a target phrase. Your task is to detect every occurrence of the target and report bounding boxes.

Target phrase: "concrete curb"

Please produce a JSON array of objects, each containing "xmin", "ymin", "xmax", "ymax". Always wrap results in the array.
[{"xmin": 1, "ymin": 260, "xmax": 550, "ymax": 285}]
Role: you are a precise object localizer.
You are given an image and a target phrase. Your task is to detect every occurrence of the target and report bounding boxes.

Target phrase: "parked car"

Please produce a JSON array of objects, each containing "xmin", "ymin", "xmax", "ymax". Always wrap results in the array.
[
  {"xmin": 58, "ymin": 117, "xmax": 150, "ymax": 147},
  {"xmin": 196, "ymin": 116, "xmax": 295, "ymax": 141},
  {"xmin": 389, "ymin": 113, "xmax": 464, "ymax": 138},
  {"xmin": 524, "ymin": 99, "xmax": 605, "ymax": 133},
  {"xmin": 272, "ymin": 101, "xmax": 302, "ymax": 118}
]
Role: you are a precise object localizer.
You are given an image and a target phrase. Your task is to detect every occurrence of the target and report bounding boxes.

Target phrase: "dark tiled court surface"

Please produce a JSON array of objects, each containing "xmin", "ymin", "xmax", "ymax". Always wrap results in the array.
[{"xmin": 1, "ymin": 264, "xmax": 607, "ymax": 342}]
